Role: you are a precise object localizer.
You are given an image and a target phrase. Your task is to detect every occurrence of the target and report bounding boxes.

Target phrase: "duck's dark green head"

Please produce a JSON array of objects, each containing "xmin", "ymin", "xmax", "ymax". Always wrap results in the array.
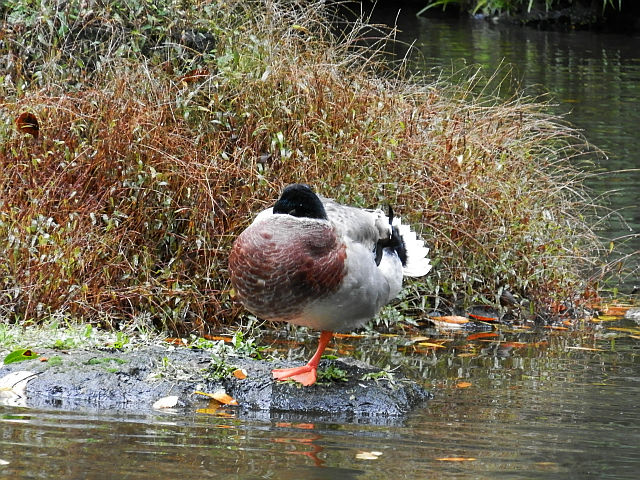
[{"xmin": 273, "ymin": 184, "xmax": 328, "ymax": 220}]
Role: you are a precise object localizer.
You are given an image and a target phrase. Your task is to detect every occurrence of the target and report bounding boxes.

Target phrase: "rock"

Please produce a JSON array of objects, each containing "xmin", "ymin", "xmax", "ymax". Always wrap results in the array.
[{"xmin": 0, "ymin": 346, "xmax": 430, "ymax": 420}]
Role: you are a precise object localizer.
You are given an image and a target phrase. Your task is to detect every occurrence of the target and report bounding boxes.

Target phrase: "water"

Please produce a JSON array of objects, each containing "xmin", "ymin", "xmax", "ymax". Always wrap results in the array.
[
  {"xmin": 2, "ymin": 323, "xmax": 640, "ymax": 479},
  {"xmin": 3, "ymin": 12, "xmax": 640, "ymax": 480},
  {"xmin": 377, "ymin": 9, "xmax": 640, "ymax": 287}
]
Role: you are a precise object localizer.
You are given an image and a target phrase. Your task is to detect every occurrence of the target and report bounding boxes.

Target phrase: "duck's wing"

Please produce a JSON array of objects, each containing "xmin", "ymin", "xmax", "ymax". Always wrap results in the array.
[
  {"xmin": 320, "ymin": 198, "xmax": 388, "ymax": 250},
  {"xmin": 321, "ymin": 197, "xmax": 431, "ymax": 278}
]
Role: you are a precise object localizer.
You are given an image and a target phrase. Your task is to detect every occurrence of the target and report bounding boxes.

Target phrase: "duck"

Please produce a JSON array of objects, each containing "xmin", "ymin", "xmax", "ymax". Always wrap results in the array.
[{"xmin": 228, "ymin": 184, "xmax": 431, "ymax": 386}]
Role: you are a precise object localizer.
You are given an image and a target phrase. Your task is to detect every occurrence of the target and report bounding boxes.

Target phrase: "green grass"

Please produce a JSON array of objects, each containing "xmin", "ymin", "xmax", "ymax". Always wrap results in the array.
[{"xmin": 0, "ymin": 0, "xmax": 613, "ymax": 332}]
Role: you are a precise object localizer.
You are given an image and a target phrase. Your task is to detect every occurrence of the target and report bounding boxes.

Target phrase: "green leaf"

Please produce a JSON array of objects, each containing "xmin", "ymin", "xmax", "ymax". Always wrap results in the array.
[{"xmin": 3, "ymin": 349, "xmax": 40, "ymax": 365}]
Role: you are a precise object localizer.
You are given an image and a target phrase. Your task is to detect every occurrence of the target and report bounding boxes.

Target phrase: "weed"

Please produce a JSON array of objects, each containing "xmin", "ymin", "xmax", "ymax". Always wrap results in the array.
[
  {"xmin": 0, "ymin": 0, "xmax": 617, "ymax": 331},
  {"xmin": 361, "ymin": 366, "xmax": 403, "ymax": 388},
  {"xmin": 317, "ymin": 365, "xmax": 349, "ymax": 383}
]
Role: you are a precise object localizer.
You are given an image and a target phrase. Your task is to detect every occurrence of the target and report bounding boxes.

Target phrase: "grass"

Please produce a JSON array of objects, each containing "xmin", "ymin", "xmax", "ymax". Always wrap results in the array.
[{"xmin": 0, "ymin": 0, "xmax": 613, "ymax": 333}]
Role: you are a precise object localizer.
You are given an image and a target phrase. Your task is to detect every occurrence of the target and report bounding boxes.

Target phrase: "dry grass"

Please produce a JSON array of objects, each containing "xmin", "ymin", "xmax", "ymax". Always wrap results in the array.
[{"xmin": 0, "ymin": 0, "xmax": 605, "ymax": 332}]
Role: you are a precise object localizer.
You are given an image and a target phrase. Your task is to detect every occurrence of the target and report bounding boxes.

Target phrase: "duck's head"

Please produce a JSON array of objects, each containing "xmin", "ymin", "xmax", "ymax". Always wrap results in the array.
[{"xmin": 273, "ymin": 184, "xmax": 328, "ymax": 220}]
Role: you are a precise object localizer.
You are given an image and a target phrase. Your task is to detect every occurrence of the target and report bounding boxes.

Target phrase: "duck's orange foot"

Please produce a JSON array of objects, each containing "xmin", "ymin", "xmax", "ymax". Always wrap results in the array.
[{"xmin": 272, "ymin": 365, "xmax": 317, "ymax": 386}]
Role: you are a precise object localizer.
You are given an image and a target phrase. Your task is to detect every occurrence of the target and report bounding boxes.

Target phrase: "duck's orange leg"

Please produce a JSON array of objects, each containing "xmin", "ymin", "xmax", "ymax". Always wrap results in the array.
[{"xmin": 272, "ymin": 331, "xmax": 333, "ymax": 386}]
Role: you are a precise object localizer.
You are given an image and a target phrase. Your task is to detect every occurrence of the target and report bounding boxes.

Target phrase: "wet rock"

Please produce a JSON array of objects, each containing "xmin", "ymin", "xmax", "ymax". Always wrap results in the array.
[{"xmin": 0, "ymin": 346, "xmax": 429, "ymax": 419}]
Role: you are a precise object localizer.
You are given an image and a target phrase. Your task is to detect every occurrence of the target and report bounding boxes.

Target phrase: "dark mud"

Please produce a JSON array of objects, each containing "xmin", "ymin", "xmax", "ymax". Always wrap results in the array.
[{"xmin": 0, "ymin": 346, "xmax": 430, "ymax": 420}]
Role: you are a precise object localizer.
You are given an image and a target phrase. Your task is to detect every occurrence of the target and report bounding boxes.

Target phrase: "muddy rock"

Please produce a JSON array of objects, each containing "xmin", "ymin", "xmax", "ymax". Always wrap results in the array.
[{"xmin": 0, "ymin": 346, "xmax": 430, "ymax": 419}]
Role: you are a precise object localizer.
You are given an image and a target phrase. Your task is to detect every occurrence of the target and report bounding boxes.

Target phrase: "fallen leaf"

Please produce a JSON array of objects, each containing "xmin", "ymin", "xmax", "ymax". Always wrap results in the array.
[
  {"xmin": 456, "ymin": 381, "xmax": 472, "ymax": 389},
  {"xmin": 608, "ymin": 327, "xmax": 640, "ymax": 334},
  {"xmin": 417, "ymin": 342, "xmax": 446, "ymax": 348},
  {"xmin": 202, "ymin": 334, "xmax": 233, "ymax": 342},
  {"xmin": 3, "ymin": 349, "xmax": 40, "ymax": 365},
  {"xmin": 194, "ymin": 389, "xmax": 239, "ymax": 406},
  {"xmin": 232, "ymin": 368, "xmax": 247, "ymax": 380},
  {"xmin": 467, "ymin": 332, "xmax": 498, "ymax": 341},
  {"xmin": 436, "ymin": 457, "xmax": 477, "ymax": 462},
  {"xmin": 601, "ymin": 305, "xmax": 632, "ymax": 316},
  {"xmin": 16, "ymin": 112, "xmax": 39, "ymax": 139},
  {"xmin": 0, "ymin": 458, "xmax": 9, "ymax": 465},
  {"xmin": 152, "ymin": 395, "xmax": 179, "ymax": 409},
  {"xmin": 544, "ymin": 325, "xmax": 569, "ymax": 331},
  {"xmin": 164, "ymin": 337, "xmax": 187, "ymax": 346},
  {"xmin": 356, "ymin": 451, "xmax": 383, "ymax": 460},
  {"xmin": 468, "ymin": 313, "xmax": 499, "ymax": 322},
  {"xmin": 431, "ymin": 315, "xmax": 470, "ymax": 324},
  {"xmin": 500, "ymin": 342, "xmax": 529, "ymax": 349},
  {"xmin": 590, "ymin": 315, "xmax": 618, "ymax": 322}
]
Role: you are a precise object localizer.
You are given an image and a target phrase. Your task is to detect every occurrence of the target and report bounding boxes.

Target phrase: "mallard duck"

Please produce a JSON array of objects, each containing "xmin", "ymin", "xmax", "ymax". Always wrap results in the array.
[{"xmin": 229, "ymin": 184, "xmax": 431, "ymax": 386}]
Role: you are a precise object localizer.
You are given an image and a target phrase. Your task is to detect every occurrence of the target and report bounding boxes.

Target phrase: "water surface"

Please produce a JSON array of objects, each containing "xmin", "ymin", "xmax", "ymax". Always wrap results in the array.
[{"xmin": 2, "ymin": 322, "xmax": 640, "ymax": 479}]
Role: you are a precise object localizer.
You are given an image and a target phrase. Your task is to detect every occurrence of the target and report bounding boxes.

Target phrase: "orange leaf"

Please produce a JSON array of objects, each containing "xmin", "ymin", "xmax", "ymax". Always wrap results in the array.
[
  {"xmin": 467, "ymin": 332, "xmax": 498, "ymax": 341},
  {"xmin": 202, "ymin": 334, "xmax": 233, "ymax": 342},
  {"xmin": 165, "ymin": 337, "xmax": 187, "ymax": 346},
  {"xmin": 16, "ymin": 112, "xmax": 40, "ymax": 139},
  {"xmin": 232, "ymin": 368, "xmax": 247, "ymax": 380},
  {"xmin": 500, "ymin": 342, "xmax": 528, "ymax": 349},
  {"xmin": 468, "ymin": 313, "xmax": 499, "ymax": 322},
  {"xmin": 545, "ymin": 325, "xmax": 568, "ymax": 331},
  {"xmin": 433, "ymin": 315, "xmax": 470, "ymax": 324},
  {"xmin": 194, "ymin": 390, "xmax": 239, "ymax": 405},
  {"xmin": 417, "ymin": 342, "xmax": 446, "ymax": 348},
  {"xmin": 601, "ymin": 305, "xmax": 632, "ymax": 316},
  {"xmin": 456, "ymin": 381, "xmax": 472, "ymax": 388}
]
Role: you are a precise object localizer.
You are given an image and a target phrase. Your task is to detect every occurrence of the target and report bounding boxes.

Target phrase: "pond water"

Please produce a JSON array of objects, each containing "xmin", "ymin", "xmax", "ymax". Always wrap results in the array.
[
  {"xmin": 2, "ymin": 320, "xmax": 640, "ymax": 479},
  {"xmin": 2, "ymin": 11, "xmax": 640, "ymax": 480}
]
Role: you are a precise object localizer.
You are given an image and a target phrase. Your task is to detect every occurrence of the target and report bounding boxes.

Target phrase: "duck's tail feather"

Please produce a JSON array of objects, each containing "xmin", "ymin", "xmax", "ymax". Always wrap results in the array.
[{"xmin": 392, "ymin": 216, "xmax": 432, "ymax": 277}]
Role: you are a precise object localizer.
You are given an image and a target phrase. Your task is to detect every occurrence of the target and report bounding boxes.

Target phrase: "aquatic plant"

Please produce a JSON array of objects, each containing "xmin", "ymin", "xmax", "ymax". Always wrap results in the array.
[{"xmin": 0, "ymin": 0, "xmax": 608, "ymax": 331}]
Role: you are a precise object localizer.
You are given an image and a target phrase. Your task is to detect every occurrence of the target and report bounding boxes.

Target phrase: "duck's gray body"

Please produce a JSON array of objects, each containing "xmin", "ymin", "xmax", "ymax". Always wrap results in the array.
[{"xmin": 229, "ymin": 186, "xmax": 431, "ymax": 333}]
